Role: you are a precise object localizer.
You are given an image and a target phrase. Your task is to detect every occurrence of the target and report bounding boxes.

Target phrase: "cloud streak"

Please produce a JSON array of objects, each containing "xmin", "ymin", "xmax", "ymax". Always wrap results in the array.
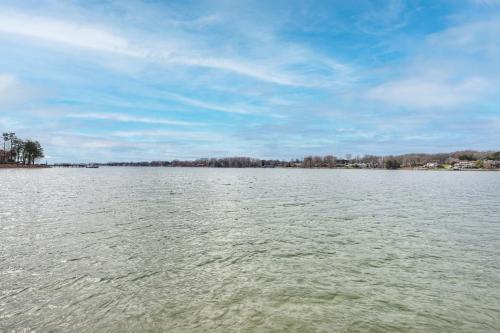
[
  {"xmin": 0, "ymin": 11, "xmax": 146, "ymax": 57},
  {"xmin": 161, "ymin": 92, "xmax": 261, "ymax": 115},
  {"xmin": 67, "ymin": 112, "xmax": 203, "ymax": 126},
  {"xmin": 367, "ymin": 76, "xmax": 491, "ymax": 108},
  {"xmin": 0, "ymin": 10, "xmax": 349, "ymax": 87}
]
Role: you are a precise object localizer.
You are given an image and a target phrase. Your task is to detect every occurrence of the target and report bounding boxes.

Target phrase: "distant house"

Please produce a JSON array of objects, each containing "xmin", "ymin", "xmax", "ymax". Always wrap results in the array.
[
  {"xmin": 348, "ymin": 162, "xmax": 369, "ymax": 168},
  {"xmin": 425, "ymin": 162, "xmax": 439, "ymax": 169},
  {"xmin": 335, "ymin": 159, "xmax": 349, "ymax": 167},
  {"xmin": 453, "ymin": 161, "xmax": 476, "ymax": 170}
]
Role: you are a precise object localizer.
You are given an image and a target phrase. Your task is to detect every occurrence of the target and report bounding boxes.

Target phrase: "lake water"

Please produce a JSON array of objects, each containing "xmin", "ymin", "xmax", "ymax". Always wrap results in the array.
[{"xmin": 1, "ymin": 168, "xmax": 500, "ymax": 332}]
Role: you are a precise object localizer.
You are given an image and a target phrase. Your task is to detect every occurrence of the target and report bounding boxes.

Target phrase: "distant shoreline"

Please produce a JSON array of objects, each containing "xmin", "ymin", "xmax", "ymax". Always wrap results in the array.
[
  {"xmin": 0, "ymin": 164, "xmax": 49, "ymax": 169},
  {"xmin": 2, "ymin": 165, "xmax": 499, "ymax": 171},
  {"xmin": 10, "ymin": 165, "xmax": 498, "ymax": 171}
]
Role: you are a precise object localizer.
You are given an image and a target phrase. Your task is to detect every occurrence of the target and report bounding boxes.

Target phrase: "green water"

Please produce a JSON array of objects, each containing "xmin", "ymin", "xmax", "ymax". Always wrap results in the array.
[{"xmin": 1, "ymin": 168, "xmax": 499, "ymax": 332}]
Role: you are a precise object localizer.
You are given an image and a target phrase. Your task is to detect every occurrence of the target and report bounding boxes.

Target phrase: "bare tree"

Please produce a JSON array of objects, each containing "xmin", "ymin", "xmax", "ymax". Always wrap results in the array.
[{"xmin": 324, "ymin": 155, "xmax": 336, "ymax": 168}]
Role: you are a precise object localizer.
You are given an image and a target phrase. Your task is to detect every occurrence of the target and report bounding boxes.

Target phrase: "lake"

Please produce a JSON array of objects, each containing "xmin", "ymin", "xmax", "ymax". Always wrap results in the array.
[{"xmin": 1, "ymin": 168, "xmax": 499, "ymax": 332}]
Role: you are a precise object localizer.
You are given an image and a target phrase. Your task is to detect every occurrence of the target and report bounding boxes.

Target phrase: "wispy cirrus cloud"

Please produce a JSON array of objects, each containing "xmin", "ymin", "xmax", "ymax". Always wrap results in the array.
[
  {"xmin": 0, "ymin": 74, "xmax": 18, "ymax": 102},
  {"xmin": 0, "ymin": 73, "xmax": 42, "ymax": 105},
  {"xmin": 365, "ymin": 12, "xmax": 500, "ymax": 109},
  {"xmin": 470, "ymin": 0, "xmax": 500, "ymax": 5},
  {"xmin": 67, "ymin": 112, "xmax": 204, "ymax": 126},
  {"xmin": 0, "ymin": 11, "xmax": 146, "ymax": 57},
  {"xmin": 110, "ymin": 129, "xmax": 227, "ymax": 143},
  {"xmin": 366, "ymin": 76, "xmax": 491, "ymax": 108},
  {"xmin": 161, "ymin": 92, "xmax": 262, "ymax": 115},
  {"xmin": 0, "ymin": 10, "xmax": 350, "ymax": 87}
]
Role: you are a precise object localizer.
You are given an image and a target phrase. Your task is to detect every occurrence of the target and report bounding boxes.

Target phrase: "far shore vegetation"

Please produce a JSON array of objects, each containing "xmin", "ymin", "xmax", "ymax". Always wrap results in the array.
[
  {"xmin": 63, "ymin": 151, "xmax": 500, "ymax": 170},
  {"xmin": 1, "ymin": 132, "xmax": 44, "ymax": 166},
  {"xmin": 3, "ymin": 130, "xmax": 499, "ymax": 170}
]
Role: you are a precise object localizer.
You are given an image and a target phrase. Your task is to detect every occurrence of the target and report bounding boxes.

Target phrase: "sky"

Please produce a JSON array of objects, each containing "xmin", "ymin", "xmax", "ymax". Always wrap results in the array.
[{"xmin": 1, "ymin": 0, "xmax": 499, "ymax": 162}]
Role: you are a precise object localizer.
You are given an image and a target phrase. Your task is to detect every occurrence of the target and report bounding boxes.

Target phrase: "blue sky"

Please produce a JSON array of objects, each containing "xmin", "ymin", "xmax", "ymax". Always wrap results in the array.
[{"xmin": 1, "ymin": 0, "xmax": 499, "ymax": 162}]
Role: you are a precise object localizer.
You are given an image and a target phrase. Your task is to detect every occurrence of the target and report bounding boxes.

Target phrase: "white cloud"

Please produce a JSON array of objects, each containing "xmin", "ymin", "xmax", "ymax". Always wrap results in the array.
[
  {"xmin": 0, "ymin": 73, "xmax": 41, "ymax": 106},
  {"xmin": 0, "ymin": 11, "xmax": 146, "ymax": 57},
  {"xmin": 67, "ymin": 112, "xmax": 203, "ymax": 126},
  {"xmin": 0, "ymin": 115, "xmax": 22, "ymax": 129},
  {"xmin": 470, "ymin": 0, "xmax": 500, "ymax": 5},
  {"xmin": 366, "ymin": 15, "xmax": 500, "ymax": 109},
  {"xmin": 48, "ymin": 132, "xmax": 131, "ymax": 149},
  {"xmin": 162, "ymin": 92, "xmax": 261, "ymax": 115},
  {"xmin": 367, "ymin": 76, "xmax": 490, "ymax": 108},
  {"xmin": 110, "ymin": 130, "xmax": 224, "ymax": 142},
  {"xmin": 426, "ymin": 18, "xmax": 500, "ymax": 56},
  {"xmin": 164, "ymin": 55, "xmax": 324, "ymax": 87},
  {"xmin": 0, "ymin": 74, "xmax": 18, "ymax": 102},
  {"xmin": 0, "ymin": 74, "xmax": 17, "ymax": 90},
  {"xmin": 0, "ymin": 10, "xmax": 351, "ymax": 87}
]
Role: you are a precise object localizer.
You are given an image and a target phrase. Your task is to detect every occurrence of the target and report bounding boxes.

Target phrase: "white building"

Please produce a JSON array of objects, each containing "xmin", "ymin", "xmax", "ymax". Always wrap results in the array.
[
  {"xmin": 453, "ymin": 161, "xmax": 476, "ymax": 170},
  {"xmin": 425, "ymin": 162, "xmax": 439, "ymax": 169}
]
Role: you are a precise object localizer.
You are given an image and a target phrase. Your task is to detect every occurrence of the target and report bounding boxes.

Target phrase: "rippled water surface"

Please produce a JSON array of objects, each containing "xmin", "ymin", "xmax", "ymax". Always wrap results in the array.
[{"xmin": 1, "ymin": 168, "xmax": 500, "ymax": 332}]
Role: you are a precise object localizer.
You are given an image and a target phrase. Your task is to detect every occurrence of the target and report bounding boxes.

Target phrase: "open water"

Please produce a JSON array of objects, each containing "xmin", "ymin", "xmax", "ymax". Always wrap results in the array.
[{"xmin": 1, "ymin": 168, "xmax": 499, "ymax": 332}]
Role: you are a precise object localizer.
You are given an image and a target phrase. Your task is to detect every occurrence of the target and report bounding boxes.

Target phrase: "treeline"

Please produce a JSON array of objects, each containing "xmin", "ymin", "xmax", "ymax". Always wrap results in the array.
[
  {"xmin": 378, "ymin": 150, "xmax": 500, "ymax": 168},
  {"xmin": 106, "ymin": 157, "xmax": 287, "ymax": 168},
  {"xmin": 1, "ymin": 132, "xmax": 44, "ymax": 165},
  {"xmin": 102, "ymin": 150, "xmax": 500, "ymax": 169}
]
